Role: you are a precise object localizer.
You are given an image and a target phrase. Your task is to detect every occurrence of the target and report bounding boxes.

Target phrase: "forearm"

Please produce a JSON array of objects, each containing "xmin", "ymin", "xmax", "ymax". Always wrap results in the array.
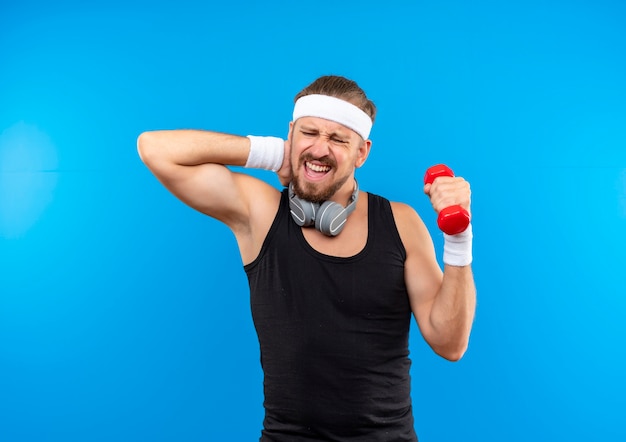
[
  {"xmin": 428, "ymin": 265, "xmax": 476, "ymax": 361},
  {"xmin": 137, "ymin": 129, "xmax": 250, "ymax": 169}
]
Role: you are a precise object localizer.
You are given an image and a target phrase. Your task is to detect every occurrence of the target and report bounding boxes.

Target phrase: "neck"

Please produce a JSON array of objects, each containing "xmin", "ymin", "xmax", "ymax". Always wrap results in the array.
[{"xmin": 332, "ymin": 179, "xmax": 358, "ymax": 207}]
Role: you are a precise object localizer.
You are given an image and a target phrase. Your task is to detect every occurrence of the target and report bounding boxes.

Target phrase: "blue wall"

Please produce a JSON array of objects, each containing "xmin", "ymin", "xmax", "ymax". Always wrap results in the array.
[{"xmin": 1, "ymin": 1, "xmax": 625, "ymax": 440}]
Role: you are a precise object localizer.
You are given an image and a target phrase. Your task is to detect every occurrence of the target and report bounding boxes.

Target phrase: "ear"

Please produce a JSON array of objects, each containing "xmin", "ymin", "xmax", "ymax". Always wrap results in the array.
[
  {"xmin": 355, "ymin": 139, "xmax": 372, "ymax": 168},
  {"xmin": 288, "ymin": 121, "xmax": 294, "ymax": 141}
]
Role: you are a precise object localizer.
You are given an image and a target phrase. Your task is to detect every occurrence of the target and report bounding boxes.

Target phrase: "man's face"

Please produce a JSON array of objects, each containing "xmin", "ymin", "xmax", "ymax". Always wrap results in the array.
[{"xmin": 289, "ymin": 117, "xmax": 370, "ymax": 203}]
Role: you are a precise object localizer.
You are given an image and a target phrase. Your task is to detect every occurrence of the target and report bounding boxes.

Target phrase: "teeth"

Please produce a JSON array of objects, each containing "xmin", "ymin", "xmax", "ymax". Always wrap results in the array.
[{"xmin": 306, "ymin": 162, "xmax": 330, "ymax": 173}]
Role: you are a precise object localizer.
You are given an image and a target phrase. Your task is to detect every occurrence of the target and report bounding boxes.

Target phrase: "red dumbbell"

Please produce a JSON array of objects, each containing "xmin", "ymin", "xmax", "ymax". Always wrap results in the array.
[{"xmin": 423, "ymin": 164, "xmax": 471, "ymax": 235}]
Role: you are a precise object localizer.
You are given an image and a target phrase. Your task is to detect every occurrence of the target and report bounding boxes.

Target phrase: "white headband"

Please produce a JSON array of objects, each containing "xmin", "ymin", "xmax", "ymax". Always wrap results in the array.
[{"xmin": 292, "ymin": 94, "xmax": 373, "ymax": 140}]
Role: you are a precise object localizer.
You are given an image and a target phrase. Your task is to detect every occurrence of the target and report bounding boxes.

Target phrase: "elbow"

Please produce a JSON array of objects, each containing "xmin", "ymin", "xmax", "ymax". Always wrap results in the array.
[
  {"xmin": 137, "ymin": 131, "xmax": 171, "ymax": 170},
  {"xmin": 439, "ymin": 348, "xmax": 466, "ymax": 362},
  {"xmin": 433, "ymin": 341, "xmax": 469, "ymax": 362},
  {"xmin": 137, "ymin": 131, "xmax": 156, "ymax": 166},
  {"xmin": 137, "ymin": 131, "xmax": 173, "ymax": 176}
]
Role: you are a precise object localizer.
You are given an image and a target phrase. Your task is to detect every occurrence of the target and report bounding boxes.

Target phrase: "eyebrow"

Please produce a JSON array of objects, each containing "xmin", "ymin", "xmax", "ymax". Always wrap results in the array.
[{"xmin": 299, "ymin": 124, "xmax": 350, "ymax": 139}]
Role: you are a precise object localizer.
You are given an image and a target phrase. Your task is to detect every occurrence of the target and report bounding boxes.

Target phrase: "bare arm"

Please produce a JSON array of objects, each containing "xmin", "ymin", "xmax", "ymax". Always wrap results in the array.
[
  {"xmin": 430, "ymin": 264, "xmax": 476, "ymax": 358},
  {"xmin": 137, "ymin": 130, "xmax": 284, "ymax": 262},
  {"xmin": 392, "ymin": 175, "xmax": 476, "ymax": 361},
  {"xmin": 419, "ymin": 259, "xmax": 476, "ymax": 361}
]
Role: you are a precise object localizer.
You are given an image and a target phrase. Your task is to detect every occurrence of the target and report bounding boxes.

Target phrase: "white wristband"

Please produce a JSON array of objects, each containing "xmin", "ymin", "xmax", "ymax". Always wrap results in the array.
[
  {"xmin": 245, "ymin": 135, "xmax": 284, "ymax": 172},
  {"xmin": 443, "ymin": 224, "xmax": 473, "ymax": 267}
]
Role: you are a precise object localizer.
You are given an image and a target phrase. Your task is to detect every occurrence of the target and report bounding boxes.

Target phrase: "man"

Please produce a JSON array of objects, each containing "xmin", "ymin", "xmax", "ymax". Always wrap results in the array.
[{"xmin": 138, "ymin": 75, "xmax": 476, "ymax": 441}]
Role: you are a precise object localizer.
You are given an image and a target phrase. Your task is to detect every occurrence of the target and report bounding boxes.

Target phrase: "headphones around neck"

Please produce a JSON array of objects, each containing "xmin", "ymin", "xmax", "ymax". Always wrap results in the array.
[{"xmin": 288, "ymin": 181, "xmax": 359, "ymax": 237}]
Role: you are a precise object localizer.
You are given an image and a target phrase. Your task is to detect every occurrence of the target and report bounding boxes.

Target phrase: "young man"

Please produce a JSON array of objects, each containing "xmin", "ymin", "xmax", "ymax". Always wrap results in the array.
[{"xmin": 138, "ymin": 75, "xmax": 476, "ymax": 441}]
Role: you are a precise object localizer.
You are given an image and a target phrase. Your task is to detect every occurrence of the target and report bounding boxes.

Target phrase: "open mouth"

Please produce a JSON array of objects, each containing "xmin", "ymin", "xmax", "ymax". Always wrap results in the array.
[{"xmin": 304, "ymin": 161, "xmax": 332, "ymax": 179}]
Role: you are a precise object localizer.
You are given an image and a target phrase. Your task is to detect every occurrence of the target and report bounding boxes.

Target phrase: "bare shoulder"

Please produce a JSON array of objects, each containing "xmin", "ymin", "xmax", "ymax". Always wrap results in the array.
[
  {"xmin": 389, "ymin": 201, "xmax": 435, "ymax": 254},
  {"xmin": 389, "ymin": 201, "xmax": 426, "ymax": 234},
  {"xmin": 232, "ymin": 172, "xmax": 282, "ymax": 205},
  {"xmin": 235, "ymin": 173, "xmax": 283, "ymax": 226}
]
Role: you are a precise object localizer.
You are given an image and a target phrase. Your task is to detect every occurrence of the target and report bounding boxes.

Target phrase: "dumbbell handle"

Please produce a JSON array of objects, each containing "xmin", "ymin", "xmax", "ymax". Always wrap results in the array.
[{"xmin": 423, "ymin": 164, "xmax": 470, "ymax": 235}]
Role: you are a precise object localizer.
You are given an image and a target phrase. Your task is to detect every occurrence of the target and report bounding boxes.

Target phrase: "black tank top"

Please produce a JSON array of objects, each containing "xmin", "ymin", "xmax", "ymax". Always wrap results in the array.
[{"xmin": 244, "ymin": 189, "xmax": 417, "ymax": 441}]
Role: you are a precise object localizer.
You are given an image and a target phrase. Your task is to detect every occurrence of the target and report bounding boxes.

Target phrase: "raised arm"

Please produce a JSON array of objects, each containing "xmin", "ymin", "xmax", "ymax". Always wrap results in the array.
[
  {"xmin": 137, "ymin": 130, "xmax": 287, "ymax": 262},
  {"xmin": 392, "ymin": 176, "xmax": 476, "ymax": 361}
]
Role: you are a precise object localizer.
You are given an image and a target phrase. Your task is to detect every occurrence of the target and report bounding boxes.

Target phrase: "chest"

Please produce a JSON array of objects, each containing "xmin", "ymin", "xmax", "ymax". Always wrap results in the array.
[
  {"xmin": 247, "ymin": 192, "xmax": 410, "ymax": 323},
  {"xmin": 301, "ymin": 200, "xmax": 368, "ymax": 258},
  {"xmin": 301, "ymin": 226, "xmax": 365, "ymax": 258}
]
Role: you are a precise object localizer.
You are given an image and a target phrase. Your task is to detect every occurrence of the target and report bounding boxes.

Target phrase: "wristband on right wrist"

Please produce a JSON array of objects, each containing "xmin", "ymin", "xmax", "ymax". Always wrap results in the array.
[
  {"xmin": 245, "ymin": 135, "xmax": 284, "ymax": 172},
  {"xmin": 443, "ymin": 224, "xmax": 473, "ymax": 267}
]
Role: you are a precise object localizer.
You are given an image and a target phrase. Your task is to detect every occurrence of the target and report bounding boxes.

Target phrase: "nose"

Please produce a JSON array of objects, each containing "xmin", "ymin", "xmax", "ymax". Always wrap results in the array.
[{"xmin": 308, "ymin": 135, "xmax": 331, "ymax": 158}]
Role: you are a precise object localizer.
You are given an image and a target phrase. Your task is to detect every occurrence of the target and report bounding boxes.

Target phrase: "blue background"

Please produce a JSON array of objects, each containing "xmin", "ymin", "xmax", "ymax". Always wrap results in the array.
[{"xmin": 1, "ymin": 0, "xmax": 625, "ymax": 440}]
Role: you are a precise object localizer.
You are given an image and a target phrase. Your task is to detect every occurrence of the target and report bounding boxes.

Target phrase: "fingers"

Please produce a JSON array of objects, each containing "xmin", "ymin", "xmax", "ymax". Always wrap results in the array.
[{"xmin": 426, "ymin": 176, "xmax": 471, "ymax": 214}]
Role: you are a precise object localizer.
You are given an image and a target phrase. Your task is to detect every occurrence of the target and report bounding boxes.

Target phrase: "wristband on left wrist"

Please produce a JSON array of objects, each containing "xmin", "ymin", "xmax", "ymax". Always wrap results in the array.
[{"xmin": 443, "ymin": 224, "xmax": 473, "ymax": 267}]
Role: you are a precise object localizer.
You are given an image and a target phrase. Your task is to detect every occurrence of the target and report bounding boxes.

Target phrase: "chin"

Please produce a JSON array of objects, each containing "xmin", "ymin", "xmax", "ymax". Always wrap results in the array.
[
  {"xmin": 292, "ymin": 174, "xmax": 349, "ymax": 203},
  {"xmin": 292, "ymin": 180, "xmax": 330, "ymax": 203}
]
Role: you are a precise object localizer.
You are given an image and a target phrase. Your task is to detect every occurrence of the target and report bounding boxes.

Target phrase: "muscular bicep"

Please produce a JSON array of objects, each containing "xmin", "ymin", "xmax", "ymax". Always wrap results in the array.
[{"xmin": 148, "ymin": 161, "xmax": 271, "ymax": 230}]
